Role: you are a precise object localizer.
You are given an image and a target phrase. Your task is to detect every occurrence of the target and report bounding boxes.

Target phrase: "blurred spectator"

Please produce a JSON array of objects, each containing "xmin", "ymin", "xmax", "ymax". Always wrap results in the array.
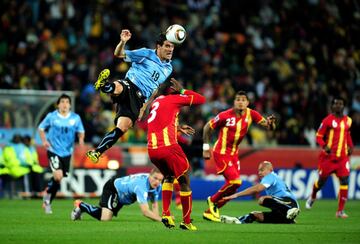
[{"xmin": 22, "ymin": 135, "xmax": 44, "ymax": 197}]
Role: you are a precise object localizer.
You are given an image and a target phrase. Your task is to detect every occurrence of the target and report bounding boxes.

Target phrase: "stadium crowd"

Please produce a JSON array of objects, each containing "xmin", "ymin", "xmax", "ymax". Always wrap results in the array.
[{"xmin": 1, "ymin": 0, "xmax": 360, "ymax": 147}]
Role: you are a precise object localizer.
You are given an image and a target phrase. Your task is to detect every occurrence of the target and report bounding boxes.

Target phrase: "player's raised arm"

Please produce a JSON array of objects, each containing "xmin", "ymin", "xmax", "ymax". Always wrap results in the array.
[
  {"xmin": 170, "ymin": 78, "xmax": 206, "ymax": 105},
  {"xmin": 114, "ymin": 29, "xmax": 132, "ymax": 58}
]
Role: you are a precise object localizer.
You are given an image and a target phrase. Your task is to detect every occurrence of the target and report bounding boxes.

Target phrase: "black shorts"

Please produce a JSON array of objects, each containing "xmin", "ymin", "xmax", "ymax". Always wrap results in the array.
[
  {"xmin": 47, "ymin": 151, "xmax": 71, "ymax": 177},
  {"xmin": 111, "ymin": 79, "xmax": 146, "ymax": 125},
  {"xmin": 262, "ymin": 197, "xmax": 299, "ymax": 224},
  {"xmin": 99, "ymin": 177, "xmax": 123, "ymax": 216}
]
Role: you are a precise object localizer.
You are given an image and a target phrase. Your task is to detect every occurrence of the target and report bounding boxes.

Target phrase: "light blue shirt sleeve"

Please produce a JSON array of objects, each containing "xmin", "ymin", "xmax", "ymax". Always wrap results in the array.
[
  {"xmin": 124, "ymin": 48, "xmax": 150, "ymax": 63},
  {"xmin": 260, "ymin": 173, "xmax": 276, "ymax": 189},
  {"xmin": 38, "ymin": 113, "xmax": 51, "ymax": 130},
  {"xmin": 134, "ymin": 184, "xmax": 149, "ymax": 204}
]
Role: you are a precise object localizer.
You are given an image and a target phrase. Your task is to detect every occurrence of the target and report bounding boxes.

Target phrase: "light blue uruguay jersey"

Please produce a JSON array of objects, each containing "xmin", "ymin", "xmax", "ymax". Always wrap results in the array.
[
  {"xmin": 260, "ymin": 172, "xmax": 297, "ymax": 201},
  {"xmin": 124, "ymin": 48, "xmax": 173, "ymax": 100},
  {"xmin": 38, "ymin": 110, "xmax": 84, "ymax": 157},
  {"xmin": 113, "ymin": 173, "xmax": 161, "ymax": 205}
]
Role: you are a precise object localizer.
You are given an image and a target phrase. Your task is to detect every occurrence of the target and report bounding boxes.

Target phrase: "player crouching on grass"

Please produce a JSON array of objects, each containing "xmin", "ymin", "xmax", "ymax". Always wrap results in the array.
[
  {"xmin": 71, "ymin": 168, "xmax": 163, "ymax": 222},
  {"xmin": 220, "ymin": 161, "xmax": 300, "ymax": 224}
]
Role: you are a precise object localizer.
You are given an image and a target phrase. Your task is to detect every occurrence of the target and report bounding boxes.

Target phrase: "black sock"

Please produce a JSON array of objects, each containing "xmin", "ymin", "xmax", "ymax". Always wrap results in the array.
[
  {"xmin": 96, "ymin": 128, "xmax": 124, "ymax": 154},
  {"xmin": 238, "ymin": 213, "xmax": 255, "ymax": 223},
  {"xmin": 100, "ymin": 82, "xmax": 115, "ymax": 94},
  {"xmin": 79, "ymin": 202, "xmax": 102, "ymax": 220},
  {"xmin": 46, "ymin": 178, "xmax": 60, "ymax": 203}
]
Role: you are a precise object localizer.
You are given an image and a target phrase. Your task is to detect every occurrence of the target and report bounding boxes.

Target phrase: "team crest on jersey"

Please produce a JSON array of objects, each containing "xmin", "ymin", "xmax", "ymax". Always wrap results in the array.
[
  {"xmin": 214, "ymin": 115, "xmax": 220, "ymax": 123},
  {"xmin": 332, "ymin": 120, "xmax": 338, "ymax": 128},
  {"xmin": 69, "ymin": 119, "xmax": 76, "ymax": 126}
]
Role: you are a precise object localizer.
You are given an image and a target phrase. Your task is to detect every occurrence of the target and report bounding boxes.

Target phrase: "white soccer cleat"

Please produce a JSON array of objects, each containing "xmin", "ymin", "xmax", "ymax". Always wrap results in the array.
[
  {"xmin": 305, "ymin": 197, "xmax": 315, "ymax": 209},
  {"xmin": 71, "ymin": 207, "xmax": 82, "ymax": 221},
  {"xmin": 336, "ymin": 211, "xmax": 349, "ymax": 219},
  {"xmin": 287, "ymin": 208, "xmax": 300, "ymax": 220},
  {"xmin": 220, "ymin": 215, "xmax": 242, "ymax": 224},
  {"xmin": 42, "ymin": 193, "xmax": 52, "ymax": 214}
]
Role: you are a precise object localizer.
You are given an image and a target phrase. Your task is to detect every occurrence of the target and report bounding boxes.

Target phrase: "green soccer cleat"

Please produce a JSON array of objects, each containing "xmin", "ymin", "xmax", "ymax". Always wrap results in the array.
[
  {"xmin": 162, "ymin": 215, "xmax": 175, "ymax": 228},
  {"xmin": 94, "ymin": 69, "xmax": 110, "ymax": 90},
  {"xmin": 207, "ymin": 196, "xmax": 220, "ymax": 218},
  {"xmin": 86, "ymin": 150, "xmax": 101, "ymax": 163}
]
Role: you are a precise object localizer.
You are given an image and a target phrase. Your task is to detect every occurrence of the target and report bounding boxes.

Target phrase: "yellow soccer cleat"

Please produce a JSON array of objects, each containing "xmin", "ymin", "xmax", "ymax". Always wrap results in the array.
[
  {"xmin": 162, "ymin": 215, "xmax": 175, "ymax": 228},
  {"xmin": 94, "ymin": 69, "xmax": 110, "ymax": 90},
  {"xmin": 179, "ymin": 222, "xmax": 197, "ymax": 231},
  {"xmin": 207, "ymin": 196, "xmax": 220, "ymax": 218},
  {"xmin": 86, "ymin": 150, "xmax": 101, "ymax": 163},
  {"xmin": 203, "ymin": 211, "xmax": 221, "ymax": 222}
]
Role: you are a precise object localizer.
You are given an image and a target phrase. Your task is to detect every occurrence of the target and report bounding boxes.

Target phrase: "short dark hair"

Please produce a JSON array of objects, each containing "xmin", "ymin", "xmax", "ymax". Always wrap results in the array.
[
  {"xmin": 331, "ymin": 96, "xmax": 346, "ymax": 106},
  {"xmin": 57, "ymin": 93, "xmax": 71, "ymax": 105},
  {"xmin": 156, "ymin": 33, "xmax": 167, "ymax": 46},
  {"xmin": 150, "ymin": 167, "xmax": 162, "ymax": 175},
  {"xmin": 235, "ymin": 91, "xmax": 249, "ymax": 100}
]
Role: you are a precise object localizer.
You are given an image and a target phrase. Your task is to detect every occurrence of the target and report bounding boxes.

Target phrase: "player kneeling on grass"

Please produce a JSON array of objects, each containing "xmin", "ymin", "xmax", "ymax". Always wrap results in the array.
[
  {"xmin": 71, "ymin": 168, "xmax": 163, "ymax": 222},
  {"xmin": 220, "ymin": 161, "xmax": 300, "ymax": 224}
]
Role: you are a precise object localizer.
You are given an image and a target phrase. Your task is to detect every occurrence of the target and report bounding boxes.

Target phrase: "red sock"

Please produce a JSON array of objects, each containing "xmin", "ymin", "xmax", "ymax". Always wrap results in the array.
[
  {"xmin": 180, "ymin": 191, "xmax": 192, "ymax": 224},
  {"xmin": 338, "ymin": 185, "xmax": 348, "ymax": 211},
  {"xmin": 162, "ymin": 182, "xmax": 173, "ymax": 216},
  {"xmin": 311, "ymin": 181, "xmax": 320, "ymax": 199},
  {"xmin": 211, "ymin": 180, "xmax": 241, "ymax": 208},
  {"xmin": 216, "ymin": 182, "xmax": 241, "ymax": 208},
  {"xmin": 173, "ymin": 181, "xmax": 181, "ymax": 205}
]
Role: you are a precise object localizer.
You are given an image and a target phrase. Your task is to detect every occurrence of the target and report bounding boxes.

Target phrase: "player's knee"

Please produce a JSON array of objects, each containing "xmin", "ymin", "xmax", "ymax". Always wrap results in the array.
[
  {"xmin": 53, "ymin": 172, "xmax": 63, "ymax": 182},
  {"xmin": 258, "ymin": 196, "xmax": 271, "ymax": 205},
  {"xmin": 317, "ymin": 178, "xmax": 327, "ymax": 188},
  {"xmin": 113, "ymin": 81, "xmax": 124, "ymax": 95},
  {"xmin": 258, "ymin": 196, "xmax": 266, "ymax": 205},
  {"xmin": 339, "ymin": 177, "xmax": 349, "ymax": 185},
  {"xmin": 117, "ymin": 118, "xmax": 132, "ymax": 132}
]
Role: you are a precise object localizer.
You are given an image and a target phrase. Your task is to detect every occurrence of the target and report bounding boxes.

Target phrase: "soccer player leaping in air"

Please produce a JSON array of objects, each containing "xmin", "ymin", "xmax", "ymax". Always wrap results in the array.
[{"xmin": 86, "ymin": 29, "xmax": 177, "ymax": 163}]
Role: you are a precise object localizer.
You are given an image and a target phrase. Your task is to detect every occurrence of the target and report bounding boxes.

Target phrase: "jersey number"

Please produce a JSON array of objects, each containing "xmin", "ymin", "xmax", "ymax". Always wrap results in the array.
[
  {"xmin": 147, "ymin": 101, "xmax": 160, "ymax": 123},
  {"xmin": 152, "ymin": 71, "xmax": 160, "ymax": 81},
  {"xmin": 226, "ymin": 117, "xmax": 236, "ymax": 126}
]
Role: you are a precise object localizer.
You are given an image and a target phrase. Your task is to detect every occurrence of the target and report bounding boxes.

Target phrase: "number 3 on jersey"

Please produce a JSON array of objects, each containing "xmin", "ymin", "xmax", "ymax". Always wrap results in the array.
[{"xmin": 147, "ymin": 101, "xmax": 160, "ymax": 123}]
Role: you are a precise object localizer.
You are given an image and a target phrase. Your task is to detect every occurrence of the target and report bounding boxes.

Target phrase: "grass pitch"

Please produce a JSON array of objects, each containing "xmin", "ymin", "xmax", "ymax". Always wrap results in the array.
[{"xmin": 0, "ymin": 199, "xmax": 359, "ymax": 243}]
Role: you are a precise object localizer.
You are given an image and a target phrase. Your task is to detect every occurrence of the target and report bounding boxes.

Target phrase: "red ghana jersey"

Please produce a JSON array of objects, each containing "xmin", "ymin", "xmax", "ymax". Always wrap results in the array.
[
  {"xmin": 316, "ymin": 114, "xmax": 354, "ymax": 158},
  {"xmin": 147, "ymin": 90, "xmax": 205, "ymax": 149},
  {"xmin": 210, "ymin": 108, "xmax": 265, "ymax": 156}
]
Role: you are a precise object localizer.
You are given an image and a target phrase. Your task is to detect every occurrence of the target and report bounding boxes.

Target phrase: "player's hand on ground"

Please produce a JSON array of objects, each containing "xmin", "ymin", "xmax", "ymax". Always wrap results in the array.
[
  {"xmin": 179, "ymin": 125, "xmax": 195, "ymax": 136},
  {"xmin": 203, "ymin": 150, "xmax": 211, "ymax": 159},
  {"xmin": 120, "ymin": 29, "xmax": 131, "ymax": 42},
  {"xmin": 169, "ymin": 78, "xmax": 183, "ymax": 93}
]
